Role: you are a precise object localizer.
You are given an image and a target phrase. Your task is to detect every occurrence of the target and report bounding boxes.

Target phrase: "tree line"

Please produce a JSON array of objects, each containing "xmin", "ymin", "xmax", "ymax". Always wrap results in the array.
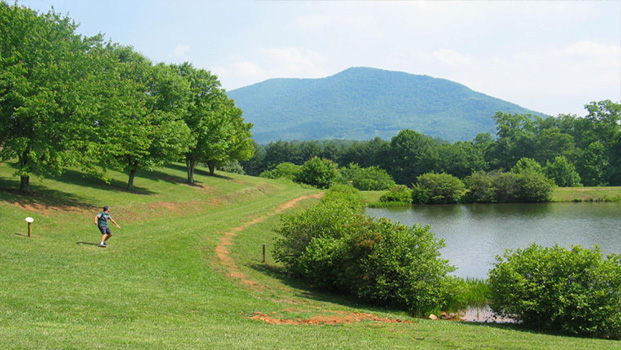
[
  {"xmin": 0, "ymin": 3, "xmax": 253, "ymax": 192},
  {"xmin": 242, "ymin": 100, "xmax": 621, "ymax": 188}
]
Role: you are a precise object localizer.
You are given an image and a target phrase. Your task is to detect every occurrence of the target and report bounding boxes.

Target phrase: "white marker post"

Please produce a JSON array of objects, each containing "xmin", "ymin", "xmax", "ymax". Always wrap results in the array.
[{"xmin": 25, "ymin": 217, "xmax": 34, "ymax": 238}]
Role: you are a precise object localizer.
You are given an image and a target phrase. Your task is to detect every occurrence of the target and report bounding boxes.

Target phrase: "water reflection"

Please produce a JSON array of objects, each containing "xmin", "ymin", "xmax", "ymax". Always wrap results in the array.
[{"xmin": 366, "ymin": 202, "xmax": 621, "ymax": 279}]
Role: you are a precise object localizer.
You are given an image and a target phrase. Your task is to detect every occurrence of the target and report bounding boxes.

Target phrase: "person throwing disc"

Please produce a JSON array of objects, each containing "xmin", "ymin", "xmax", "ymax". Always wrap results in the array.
[{"xmin": 94, "ymin": 206, "xmax": 121, "ymax": 248}]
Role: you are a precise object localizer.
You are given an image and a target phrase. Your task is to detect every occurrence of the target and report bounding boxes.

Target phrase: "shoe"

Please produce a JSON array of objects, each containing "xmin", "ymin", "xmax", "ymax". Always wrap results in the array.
[{"xmin": 98, "ymin": 242, "xmax": 106, "ymax": 248}]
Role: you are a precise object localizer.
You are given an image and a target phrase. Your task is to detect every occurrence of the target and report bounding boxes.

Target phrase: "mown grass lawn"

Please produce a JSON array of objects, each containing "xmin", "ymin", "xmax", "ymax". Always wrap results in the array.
[{"xmin": 0, "ymin": 162, "xmax": 618, "ymax": 349}]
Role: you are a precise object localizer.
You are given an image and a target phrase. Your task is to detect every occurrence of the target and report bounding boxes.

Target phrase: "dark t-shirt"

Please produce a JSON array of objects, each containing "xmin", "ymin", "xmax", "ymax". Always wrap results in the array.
[{"xmin": 97, "ymin": 212, "xmax": 111, "ymax": 227}]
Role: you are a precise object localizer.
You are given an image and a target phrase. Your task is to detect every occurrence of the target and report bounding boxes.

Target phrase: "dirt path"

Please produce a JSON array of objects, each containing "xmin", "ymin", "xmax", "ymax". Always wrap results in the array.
[
  {"xmin": 214, "ymin": 192, "xmax": 415, "ymax": 326},
  {"xmin": 215, "ymin": 193, "xmax": 323, "ymax": 289}
]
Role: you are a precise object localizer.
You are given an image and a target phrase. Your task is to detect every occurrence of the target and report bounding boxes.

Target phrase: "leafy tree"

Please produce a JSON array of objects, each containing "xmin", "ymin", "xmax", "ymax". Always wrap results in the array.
[
  {"xmin": 0, "ymin": 3, "xmax": 111, "ymax": 192},
  {"xmin": 385, "ymin": 129, "xmax": 439, "ymax": 184},
  {"xmin": 294, "ymin": 157, "xmax": 340, "ymax": 189},
  {"xmin": 544, "ymin": 156, "xmax": 581, "ymax": 187},
  {"xmin": 437, "ymin": 141, "xmax": 488, "ymax": 178},
  {"xmin": 175, "ymin": 63, "xmax": 254, "ymax": 178},
  {"xmin": 578, "ymin": 141, "xmax": 609, "ymax": 186},
  {"xmin": 239, "ymin": 141, "xmax": 266, "ymax": 176},
  {"xmin": 339, "ymin": 163, "xmax": 395, "ymax": 190},
  {"xmin": 533, "ymin": 126, "xmax": 576, "ymax": 165},
  {"xmin": 511, "ymin": 157, "xmax": 543, "ymax": 174},
  {"xmin": 490, "ymin": 113, "xmax": 537, "ymax": 170},
  {"xmin": 98, "ymin": 52, "xmax": 192, "ymax": 190},
  {"xmin": 339, "ymin": 137, "xmax": 390, "ymax": 168},
  {"xmin": 202, "ymin": 98, "xmax": 254, "ymax": 175},
  {"xmin": 412, "ymin": 173, "xmax": 466, "ymax": 204},
  {"xmin": 259, "ymin": 162, "xmax": 301, "ymax": 180},
  {"xmin": 489, "ymin": 244, "xmax": 620, "ymax": 339}
]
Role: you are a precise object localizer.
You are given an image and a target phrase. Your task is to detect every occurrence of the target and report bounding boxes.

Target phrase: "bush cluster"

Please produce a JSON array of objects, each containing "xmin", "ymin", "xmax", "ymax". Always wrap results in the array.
[
  {"xmin": 340, "ymin": 163, "xmax": 396, "ymax": 190},
  {"xmin": 465, "ymin": 170, "xmax": 555, "ymax": 203},
  {"xmin": 412, "ymin": 173, "xmax": 465, "ymax": 204},
  {"xmin": 488, "ymin": 244, "xmax": 620, "ymax": 339},
  {"xmin": 379, "ymin": 185, "xmax": 412, "ymax": 203},
  {"xmin": 273, "ymin": 186, "xmax": 458, "ymax": 315}
]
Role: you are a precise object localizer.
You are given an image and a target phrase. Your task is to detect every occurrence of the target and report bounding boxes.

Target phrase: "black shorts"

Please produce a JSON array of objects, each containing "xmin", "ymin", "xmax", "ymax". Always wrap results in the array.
[{"xmin": 98, "ymin": 225, "xmax": 112, "ymax": 235}]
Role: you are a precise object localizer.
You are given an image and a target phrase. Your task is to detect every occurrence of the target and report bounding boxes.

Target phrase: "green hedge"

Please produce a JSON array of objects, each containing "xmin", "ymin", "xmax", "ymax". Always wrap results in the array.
[{"xmin": 489, "ymin": 244, "xmax": 620, "ymax": 339}]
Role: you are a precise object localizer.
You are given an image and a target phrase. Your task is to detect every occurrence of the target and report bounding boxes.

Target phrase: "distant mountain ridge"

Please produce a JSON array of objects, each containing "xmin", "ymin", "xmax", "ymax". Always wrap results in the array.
[{"xmin": 227, "ymin": 67, "xmax": 545, "ymax": 143}]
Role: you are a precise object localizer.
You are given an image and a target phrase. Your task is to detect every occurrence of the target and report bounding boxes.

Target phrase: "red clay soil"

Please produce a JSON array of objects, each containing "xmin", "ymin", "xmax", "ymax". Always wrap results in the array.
[{"xmin": 249, "ymin": 309, "xmax": 414, "ymax": 326}]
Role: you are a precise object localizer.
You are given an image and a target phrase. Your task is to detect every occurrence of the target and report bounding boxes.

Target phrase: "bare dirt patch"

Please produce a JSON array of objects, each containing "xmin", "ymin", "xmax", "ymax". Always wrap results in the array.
[{"xmin": 248, "ymin": 309, "xmax": 415, "ymax": 326}]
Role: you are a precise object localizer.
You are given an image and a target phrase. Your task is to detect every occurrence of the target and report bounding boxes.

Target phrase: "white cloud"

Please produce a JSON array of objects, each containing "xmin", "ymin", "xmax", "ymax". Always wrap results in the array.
[
  {"xmin": 214, "ymin": 47, "xmax": 329, "ymax": 90},
  {"xmin": 169, "ymin": 44, "xmax": 190, "ymax": 61}
]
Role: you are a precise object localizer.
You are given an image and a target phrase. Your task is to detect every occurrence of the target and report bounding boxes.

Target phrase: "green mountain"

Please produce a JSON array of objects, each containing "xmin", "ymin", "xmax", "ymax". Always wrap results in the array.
[{"xmin": 228, "ymin": 67, "xmax": 545, "ymax": 143}]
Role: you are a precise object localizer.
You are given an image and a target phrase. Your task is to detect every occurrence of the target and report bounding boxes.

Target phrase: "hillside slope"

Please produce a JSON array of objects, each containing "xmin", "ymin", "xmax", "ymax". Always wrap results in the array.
[
  {"xmin": 228, "ymin": 67, "xmax": 545, "ymax": 143},
  {"xmin": 0, "ymin": 164, "xmax": 611, "ymax": 349}
]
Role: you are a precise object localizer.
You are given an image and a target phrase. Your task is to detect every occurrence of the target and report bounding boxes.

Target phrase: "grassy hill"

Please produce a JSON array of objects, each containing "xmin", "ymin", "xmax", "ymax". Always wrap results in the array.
[
  {"xmin": 228, "ymin": 67, "xmax": 546, "ymax": 144},
  {"xmin": 0, "ymin": 163, "xmax": 616, "ymax": 349}
]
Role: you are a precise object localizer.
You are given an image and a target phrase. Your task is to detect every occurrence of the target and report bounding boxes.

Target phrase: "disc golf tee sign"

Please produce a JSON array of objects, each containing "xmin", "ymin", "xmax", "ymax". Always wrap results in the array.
[{"xmin": 25, "ymin": 217, "xmax": 34, "ymax": 237}]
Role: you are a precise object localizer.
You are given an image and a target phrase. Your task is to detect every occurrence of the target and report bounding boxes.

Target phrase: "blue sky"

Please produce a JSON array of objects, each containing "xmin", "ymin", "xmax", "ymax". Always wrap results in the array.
[{"xmin": 16, "ymin": 0, "xmax": 621, "ymax": 117}]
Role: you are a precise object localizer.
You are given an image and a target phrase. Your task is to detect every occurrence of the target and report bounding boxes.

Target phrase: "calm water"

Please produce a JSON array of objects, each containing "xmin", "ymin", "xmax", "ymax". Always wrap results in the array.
[{"xmin": 366, "ymin": 203, "xmax": 621, "ymax": 279}]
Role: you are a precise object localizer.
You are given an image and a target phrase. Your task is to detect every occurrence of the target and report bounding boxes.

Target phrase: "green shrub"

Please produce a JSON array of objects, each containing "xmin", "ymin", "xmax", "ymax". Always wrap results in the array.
[
  {"xmin": 511, "ymin": 157, "xmax": 544, "ymax": 174},
  {"xmin": 465, "ymin": 170, "xmax": 553, "ymax": 203},
  {"xmin": 274, "ymin": 190, "xmax": 459, "ymax": 316},
  {"xmin": 294, "ymin": 157, "xmax": 340, "ymax": 189},
  {"xmin": 517, "ymin": 170, "xmax": 555, "ymax": 202},
  {"xmin": 379, "ymin": 185, "xmax": 412, "ymax": 203},
  {"xmin": 412, "ymin": 172, "xmax": 466, "ymax": 204},
  {"xmin": 259, "ymin": 162, "xmax": 301, "ymax": 180},
  {"xmin": 322, "ymin": 184, "xmax": 365, "ymax": 211},
  {"xmin": 339, "ymin": 163, "xmax": 396, "ymax": 191},
  {"xmin": 488, "ymin": 244, "xmax": 620, "ymax": 339}
]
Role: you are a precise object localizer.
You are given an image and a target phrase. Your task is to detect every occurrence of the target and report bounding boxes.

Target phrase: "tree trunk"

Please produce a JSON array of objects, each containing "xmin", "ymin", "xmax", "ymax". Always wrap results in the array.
[
  {"xmin": 19, "ymin": 175, "xmax": 31, "ymax": 193},
  {"xmin": 186, "ymin": 158, "xmax": 196, "ymax": 184},
  {"xmin": 128, "ymin": 168, "xmax": 137, "ymax": 190},
  {"xmin": 207, "ymin": 161, "xmax": 216, "ymax": 175},
  {"xmin": 18, "ymin": 149, "xmax": 31, "ymax": 193}
]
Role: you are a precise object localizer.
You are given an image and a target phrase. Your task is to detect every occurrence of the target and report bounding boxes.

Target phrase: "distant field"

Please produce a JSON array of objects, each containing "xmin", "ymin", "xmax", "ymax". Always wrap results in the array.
[{"xmin": 0, "ymin": 162, "xmax": 617, "ymax": 349}]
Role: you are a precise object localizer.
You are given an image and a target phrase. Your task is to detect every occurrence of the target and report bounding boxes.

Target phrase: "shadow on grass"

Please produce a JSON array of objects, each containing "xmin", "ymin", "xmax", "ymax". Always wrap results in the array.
[
  {"xmin": 0, "ymin": 179, "xmax": 94, "ymax": 211},
  {"xmin": 249, "ymin": 263, "xmax": 400, "ymax": 314},
  {"xmin": 76, "ymin": 241, "xmax": 100, "ymax": 246},
  {"xmin": 0, "ymin": 165, "xmax": 157, "ymax": 202},
  {"xmin": 248, "ymin": 262, "xmax": 529, "ymax": 332},
  {"xmin": 54, "ymin": 169, "xmax": 157, "ymax": 196}
]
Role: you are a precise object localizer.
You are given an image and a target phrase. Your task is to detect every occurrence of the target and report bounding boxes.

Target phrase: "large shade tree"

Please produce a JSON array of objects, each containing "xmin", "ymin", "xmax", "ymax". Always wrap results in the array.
[
  {"xmin": 176, "ymin": 63, "xmax": 254, "ymax": 181},
  {"xmin": 97, "ymin": 49, "xmax": 192, "ymax": 190},
  {"xmin": 0, "ymin": 3, "xmax": 111, "ymax": 192}
]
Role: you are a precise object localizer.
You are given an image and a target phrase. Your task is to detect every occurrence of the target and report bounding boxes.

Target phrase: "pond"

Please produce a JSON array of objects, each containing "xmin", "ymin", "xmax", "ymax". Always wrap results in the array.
[{"xmin": 366, "ymin": 202, "xmax": 621, "ymax": 279}]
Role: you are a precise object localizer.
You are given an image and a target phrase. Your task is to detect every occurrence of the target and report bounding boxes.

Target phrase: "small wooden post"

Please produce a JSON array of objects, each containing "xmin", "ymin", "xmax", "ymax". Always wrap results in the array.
[
  {"xmin": 25, "ymin": 217, "xmax": 34, "ymax": 238},
  {"xmin": 262, "ymin": 244, "xmax": 266, "ymax": 263}
]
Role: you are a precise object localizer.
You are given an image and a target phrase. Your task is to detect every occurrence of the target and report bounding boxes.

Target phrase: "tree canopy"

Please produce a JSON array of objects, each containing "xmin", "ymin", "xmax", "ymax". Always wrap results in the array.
[{"xmin": 0, "ymin": 3, "xmax": 253, "ymax": 192}]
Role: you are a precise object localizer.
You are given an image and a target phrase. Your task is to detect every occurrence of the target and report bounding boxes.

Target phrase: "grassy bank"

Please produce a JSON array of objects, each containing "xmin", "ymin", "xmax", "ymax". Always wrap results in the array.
[
  {"xmin": 0, "ymin": 163, "xmax": 618, "ymax": 349},
  {"xmin": 551, "ymin": 186, "xmax": 621, "ymax": 202},
  {"xmin": 363, "ymin": 186, "xmax": 621, "ymax": 206}
]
